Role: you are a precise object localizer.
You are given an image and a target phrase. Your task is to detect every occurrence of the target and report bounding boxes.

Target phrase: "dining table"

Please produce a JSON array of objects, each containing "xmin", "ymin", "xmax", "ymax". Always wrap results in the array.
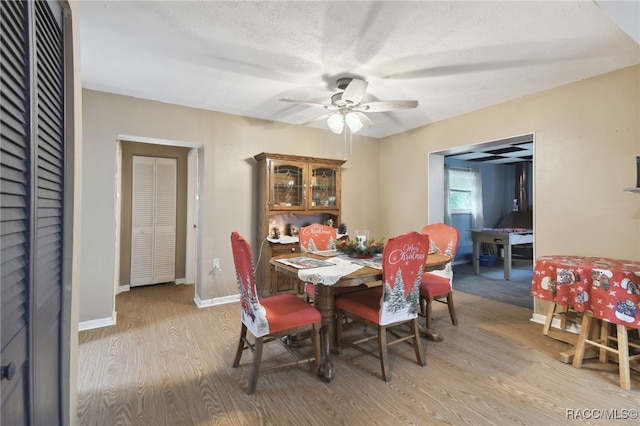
[
  {"xmin": 270, "ymin": 251, "xmax": 451, "ymax": 382},
  {"xmin": 531, "ymin": 255, "xmax": 640, "ymax": 362}
]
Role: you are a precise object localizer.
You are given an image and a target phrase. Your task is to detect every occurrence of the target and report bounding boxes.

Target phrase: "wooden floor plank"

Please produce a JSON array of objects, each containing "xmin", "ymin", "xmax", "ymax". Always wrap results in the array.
[{"xmin": 77, "ymin": 282, "xmax": 639, "ymax": 425}]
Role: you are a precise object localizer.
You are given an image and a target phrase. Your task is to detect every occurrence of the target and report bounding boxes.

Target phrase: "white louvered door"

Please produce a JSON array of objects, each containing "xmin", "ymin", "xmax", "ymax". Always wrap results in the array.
[{"xmin": 131, "ymin": 156, "xmax": 176, "ymax": 286}]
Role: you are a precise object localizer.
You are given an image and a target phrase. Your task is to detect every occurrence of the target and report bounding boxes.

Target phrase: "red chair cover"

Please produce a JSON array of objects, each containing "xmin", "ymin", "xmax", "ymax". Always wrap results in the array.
[
  {"xmin": 337, "ymin": 231, "xmax": 430, "ymax": 326},
  {"xmin": 298, "ymin": 224, "xmax": 337, "ymax": 252},
  {"xmin": 231, "ymin": 231, "xmax": 321, "ymax": 336}
]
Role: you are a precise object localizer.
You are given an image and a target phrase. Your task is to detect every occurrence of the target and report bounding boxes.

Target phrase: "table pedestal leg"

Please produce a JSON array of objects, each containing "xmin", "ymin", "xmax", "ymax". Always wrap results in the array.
[
  {"xmin": 420, "ymin": 327, "xmax": 444, "ymax": 342},
  {"xmin": 472, "ymin": 241, "xmax": 480, "ymax": 275},
  {"xmin": 315, "ymin": 284, "xmax": 335, "ymax": 382},
  {"xmin": 503, "ymin": 243, "xmax": 512, "ymax": 280},
  {"xmin": 317, "ymin": 325, "xmax": 333, "ymax": 382}
]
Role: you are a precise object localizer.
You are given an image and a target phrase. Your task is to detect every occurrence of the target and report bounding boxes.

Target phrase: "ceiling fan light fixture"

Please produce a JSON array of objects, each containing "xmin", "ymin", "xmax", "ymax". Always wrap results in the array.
[
  {"xmin": 345, "ymin": 112, "xmax": 363, "ymax": 133},
  {"xmin": 327, "ymin": 113, "xmax": 344, "ymax": 134},
  {"xmin": 280, "ymin": 77, "xmax": 418, "ymax": 136}
]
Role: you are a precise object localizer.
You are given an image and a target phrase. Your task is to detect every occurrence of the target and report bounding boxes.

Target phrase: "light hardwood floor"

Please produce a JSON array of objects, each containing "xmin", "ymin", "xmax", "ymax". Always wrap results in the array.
[{"xmin": 77, "ymin": 283, "xmax": 639, "ymax": 425}]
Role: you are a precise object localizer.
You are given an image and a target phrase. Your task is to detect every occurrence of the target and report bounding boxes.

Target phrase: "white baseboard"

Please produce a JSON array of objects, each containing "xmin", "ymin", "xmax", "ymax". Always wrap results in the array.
[
  {"xmin": 530, "ymin": 312, "xmax": 547, "ymax": 325},
  {"xmin": 118, "ymin": 279, "xmax": 188, "ymax": 294},
  {"xmin": 194, "ymin": 293, "xmax": 239, "ymax": 308},
  {"xmin": 529, "ymin": 312, "xmax": 580, "ymax": 333},
  {"xmin": 79, "ymin": 311, "xmax": 117, "ymax": 331}
]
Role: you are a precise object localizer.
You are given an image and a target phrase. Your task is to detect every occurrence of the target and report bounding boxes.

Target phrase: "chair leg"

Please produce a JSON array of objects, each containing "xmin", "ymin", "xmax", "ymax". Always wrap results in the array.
[
  {"xmin": 246, "ymin": 336, "xmax": 263, "ymax": 394},
  {"xmin": 419, "ymin": 296, "xmax": 426, "ymax": 317},
  {"xmin": 378, "ymin": 325, "xmax": 391, "ymax": 382},
  {"xmin": 426, "ymin": 297, "xmax": 434, "ymax": 330},
  {"xmin": 446, "ymin": 292, "xmax": 458, "ymax": 326},
  {"xmin": 233, "ymin": 324, "xmax": 248, "ymax": 367},
  {"xmin": 411, "ymin": 318, "xmax": 426, "ymax": 366},
  {"xmin": 335, "ymin": 309, "xmax": 344, "ymax": 353},
  {"xmin": 312, "ymin": 324, "xmax": 321, "ymax": 373}
]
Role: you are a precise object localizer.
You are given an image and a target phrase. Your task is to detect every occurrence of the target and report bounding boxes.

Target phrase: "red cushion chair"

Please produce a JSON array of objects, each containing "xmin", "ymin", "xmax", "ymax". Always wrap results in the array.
[
  {"xmin": 298, "ymin": 224, "xmax": 367, "ymax": 301},
  {"xmin": 419, "ymin": 223, "xmax": 459, "ymax": 338},
  {"xmin": 335, "ymin": 231, "xmax": 430, "ymax": 382},
  {"xmin": 230, "ymin": 231, "xmax": 322, "ymax": 394}
]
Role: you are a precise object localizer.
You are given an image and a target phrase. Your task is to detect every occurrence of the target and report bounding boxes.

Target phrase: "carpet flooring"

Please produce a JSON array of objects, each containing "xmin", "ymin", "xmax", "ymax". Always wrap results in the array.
[{"xmin": 452, "ymin": 261, "xmax": 534, "ymax": 309}]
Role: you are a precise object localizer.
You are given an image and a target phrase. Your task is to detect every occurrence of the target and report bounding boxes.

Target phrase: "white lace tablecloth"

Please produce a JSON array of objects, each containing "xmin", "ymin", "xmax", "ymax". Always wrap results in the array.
[
  {"xmin": 266, "ymin": 234, "xmax": 347, "ymax": 245},
  {"xmin": 297, "ymin": 257, "xmax": 364, "ymax": 286}
]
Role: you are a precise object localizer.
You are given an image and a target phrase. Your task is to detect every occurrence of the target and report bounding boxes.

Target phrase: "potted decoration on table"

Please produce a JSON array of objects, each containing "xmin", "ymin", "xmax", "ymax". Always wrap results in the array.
[
  {"xmin": 338, "ymin": 223, "xmax": 347, "ymax": 234},
  {"xmin": 336, "ymin": 237, "xmax": 385, "ymax": 259}
]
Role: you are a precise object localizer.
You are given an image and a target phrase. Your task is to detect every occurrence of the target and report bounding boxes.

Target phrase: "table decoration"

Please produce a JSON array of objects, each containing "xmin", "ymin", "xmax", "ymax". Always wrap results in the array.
[
  {"xmin": 336, "ymin": 237, "xmax": 384, "ymax": 259},
  {"xmin": 354, "ymin": 229, "xmax": 369, "ymax": 248}
]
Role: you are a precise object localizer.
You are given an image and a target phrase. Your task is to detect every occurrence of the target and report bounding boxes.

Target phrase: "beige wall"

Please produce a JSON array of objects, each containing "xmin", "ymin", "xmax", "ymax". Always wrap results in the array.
[
  {"xmin": 80, "ymin": 90, "xmax": 380, "ymax": 322},
  {"xmin": 380, "ymin": 65, "xmax": 640, "ymax": 257},
  {"xmin": 119, "ymin": 142, "xmax": 190, "ymax": 285},
  {"xmin": 379, "ymin": 65, "xmax": 640, "ymax": 313},
  {"xmin": 80, "ymin": 65, "xmax": 640, "ymax": 324}
]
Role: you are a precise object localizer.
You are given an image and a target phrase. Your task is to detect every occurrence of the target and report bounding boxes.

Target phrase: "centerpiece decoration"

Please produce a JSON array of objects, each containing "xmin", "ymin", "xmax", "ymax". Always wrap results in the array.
[{"xmin": 337, "ymin": 237, "xmax": 385, "ymax": 259}]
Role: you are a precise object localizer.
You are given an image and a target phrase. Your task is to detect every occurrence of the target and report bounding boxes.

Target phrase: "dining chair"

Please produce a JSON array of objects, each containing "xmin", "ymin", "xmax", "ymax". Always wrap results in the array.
[
  {"xmin": 298, "ymin": 224, "xmax": 367, "ymax": 302},
  {"xmin": 230, "ymin": 231, "xmax": 322, "ymax": 394},
  {"xmin": 298, "ymin": 223, "xmax": 338, "ymax": 253},
  {"xmin": 335, "ymin": 231, "xmax": 430, "ymax": 382},
  {"xmin": 299, "ymin": 224, "xmax": 336, "ymax": 301},
  {"xmin": 419, "ymin": 223, "xmax": 459, "ymax": 336}
]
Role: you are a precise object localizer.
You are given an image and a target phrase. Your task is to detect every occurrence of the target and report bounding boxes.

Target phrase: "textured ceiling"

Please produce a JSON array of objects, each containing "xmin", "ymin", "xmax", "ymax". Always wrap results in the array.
[{"xmin": 78, "ymin": 1, "xmax": 640, "ymax": 139}]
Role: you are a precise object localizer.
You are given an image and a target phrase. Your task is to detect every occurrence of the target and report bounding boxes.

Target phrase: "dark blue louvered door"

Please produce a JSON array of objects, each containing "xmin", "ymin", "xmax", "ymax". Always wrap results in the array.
[{"xmin": 1, "ymin": 1, "xmax": 67, "ymax": 424}]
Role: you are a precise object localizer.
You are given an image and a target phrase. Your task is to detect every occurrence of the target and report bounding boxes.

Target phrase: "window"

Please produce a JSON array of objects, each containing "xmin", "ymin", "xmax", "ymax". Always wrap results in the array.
[{"xmin": 449, "ymin": 168, "xmax": 474, "ymax": 214}]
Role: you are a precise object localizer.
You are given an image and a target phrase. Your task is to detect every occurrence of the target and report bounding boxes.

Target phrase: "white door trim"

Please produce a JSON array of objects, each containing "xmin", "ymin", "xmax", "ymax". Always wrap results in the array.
[
  {"xmin": 185, "ymin": 148, "xmax": 198, "ymax": 284},
  {"xmin": 114, "ymin": 135, "xmax": 203, "ymax": 295}
]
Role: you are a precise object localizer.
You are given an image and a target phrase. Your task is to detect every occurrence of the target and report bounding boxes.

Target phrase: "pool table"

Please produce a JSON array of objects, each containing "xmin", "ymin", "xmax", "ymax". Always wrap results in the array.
[{"xmin": 471, "ymin": 228, "xmax": 533, "ymax": 280}]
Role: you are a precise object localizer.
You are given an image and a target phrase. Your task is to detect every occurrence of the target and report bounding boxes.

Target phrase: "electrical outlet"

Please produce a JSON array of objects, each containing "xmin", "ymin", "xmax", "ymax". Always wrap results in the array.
[{"xmin": 213, "ymin": 258, "xmax": 221, "ymax": 270}]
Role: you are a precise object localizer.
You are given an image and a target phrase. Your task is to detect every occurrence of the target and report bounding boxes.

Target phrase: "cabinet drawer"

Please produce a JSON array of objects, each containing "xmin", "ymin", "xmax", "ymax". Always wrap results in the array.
[{"xmin": 271, "ymin": 243, "xmax": 299, "ymax": 255}]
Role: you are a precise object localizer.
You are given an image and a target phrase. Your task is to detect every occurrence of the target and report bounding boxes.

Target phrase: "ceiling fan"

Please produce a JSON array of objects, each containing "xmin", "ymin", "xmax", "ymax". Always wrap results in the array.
[{"xmin": 280, "ymin": 77, "xmax": 418, "ymax": 134}]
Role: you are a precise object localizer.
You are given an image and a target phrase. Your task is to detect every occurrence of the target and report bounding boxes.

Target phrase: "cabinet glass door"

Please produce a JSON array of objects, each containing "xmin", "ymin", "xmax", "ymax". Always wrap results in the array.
[
  {"xmin": 271, "ymin": 161, "xmax": 305, "ymax": 209},
  {"xmin": 309, "ymin": 166, "xmax": 338, "ymax": 209}
]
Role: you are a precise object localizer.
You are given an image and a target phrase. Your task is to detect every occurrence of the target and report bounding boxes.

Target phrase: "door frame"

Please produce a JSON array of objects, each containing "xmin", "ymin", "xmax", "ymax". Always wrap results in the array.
[
  {"xmin": 427, "ymin": 132, "xmax": 536, "ymax": 311},
  {"xmin": 114, "ymin": 135, "xmax": 203, "ymax": 296}
]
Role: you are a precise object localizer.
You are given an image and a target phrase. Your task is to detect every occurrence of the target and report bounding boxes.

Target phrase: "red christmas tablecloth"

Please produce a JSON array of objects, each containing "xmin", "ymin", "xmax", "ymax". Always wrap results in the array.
[{"xmin": 531, "ymin": 255, "xmax": 640, "ymax": 329}]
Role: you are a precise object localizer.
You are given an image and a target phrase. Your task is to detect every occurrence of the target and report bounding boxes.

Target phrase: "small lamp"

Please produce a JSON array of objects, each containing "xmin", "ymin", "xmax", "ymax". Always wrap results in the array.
[
  {"xmin": 327, "ymin": 113, "xmax": 345, "ymax": 134},
  {"xmin": 345, "ymin": 112, "xmax": 363, "ymax": 133}
]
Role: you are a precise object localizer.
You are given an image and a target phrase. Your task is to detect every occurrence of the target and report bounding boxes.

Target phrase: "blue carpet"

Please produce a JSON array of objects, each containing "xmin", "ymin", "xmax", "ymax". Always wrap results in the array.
[{"xmin": 452, "ymin": 261, "xmax": 534, "ymax": 309}]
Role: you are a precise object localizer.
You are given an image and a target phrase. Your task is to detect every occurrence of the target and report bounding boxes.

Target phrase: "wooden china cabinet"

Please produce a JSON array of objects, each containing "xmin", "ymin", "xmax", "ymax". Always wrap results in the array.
[{"xmin": 254, "ymin": 153, "xmax": 346, "ymax": 297}]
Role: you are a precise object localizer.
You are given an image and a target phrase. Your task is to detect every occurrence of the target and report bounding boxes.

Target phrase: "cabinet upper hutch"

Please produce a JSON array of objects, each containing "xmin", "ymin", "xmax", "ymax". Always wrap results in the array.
[{"xmin": 254, "ymin": 153, "xmax": 346, "ymax": 297}]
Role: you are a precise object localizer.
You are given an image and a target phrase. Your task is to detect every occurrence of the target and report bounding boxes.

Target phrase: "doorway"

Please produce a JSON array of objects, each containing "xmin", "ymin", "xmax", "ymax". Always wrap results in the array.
[
  {"xmin": 428, "ymin": 133, "xmax": 535, "ymax": 308},
  {"xmin": 114, "ymin": 135, "xmax": 202, "ymax": 295}
]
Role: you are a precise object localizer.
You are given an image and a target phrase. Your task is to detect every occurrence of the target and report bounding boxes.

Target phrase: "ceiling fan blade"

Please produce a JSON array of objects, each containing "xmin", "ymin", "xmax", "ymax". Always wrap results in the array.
[
  {"xmin": 299, "ymin": 112, "xmax": 332, "ymax": 126},
  {"xmin": 279, "ymin": 98, "xmax": 329, "ymax": 109},
  {"xmin": 358, "ymin": 100, "xmax": 418, "ymax": 112},
  {"xmin": 353, "ymin": 112, "xmax": 374, "ymax": 127},
  {"xmin": 341, "ymin": 79, "xmax": 368, "ymax": 105}
]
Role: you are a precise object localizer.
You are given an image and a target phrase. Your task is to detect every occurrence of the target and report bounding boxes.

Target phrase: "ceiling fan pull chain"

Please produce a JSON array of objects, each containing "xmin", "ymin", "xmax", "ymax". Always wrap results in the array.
[{"xmin": 344, "ymin": 129, "xmax": 348, "ymax": 160}]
